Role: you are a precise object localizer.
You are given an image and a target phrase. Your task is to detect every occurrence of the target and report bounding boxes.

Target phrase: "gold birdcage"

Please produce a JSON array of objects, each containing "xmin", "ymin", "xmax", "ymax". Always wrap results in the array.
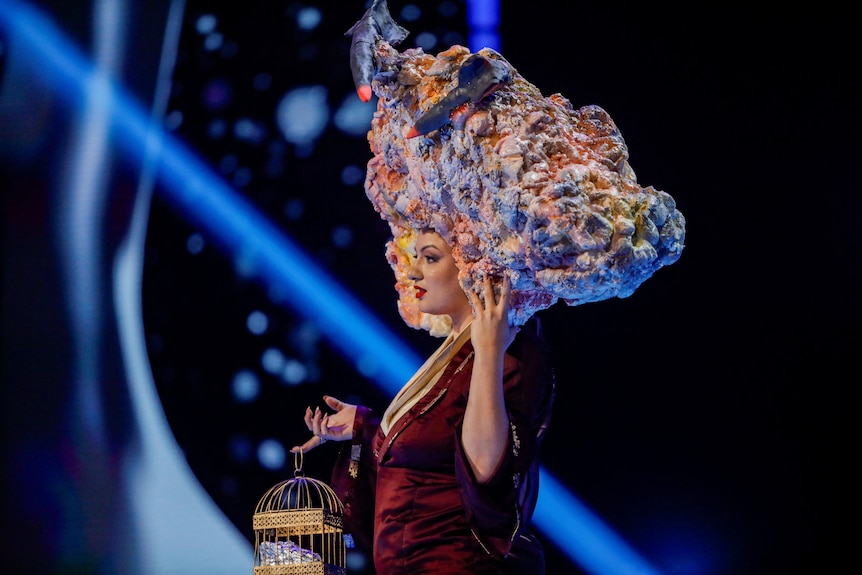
[{"xmin": 252, "ymin": 450, "xmax": 346, "ymax": 574}]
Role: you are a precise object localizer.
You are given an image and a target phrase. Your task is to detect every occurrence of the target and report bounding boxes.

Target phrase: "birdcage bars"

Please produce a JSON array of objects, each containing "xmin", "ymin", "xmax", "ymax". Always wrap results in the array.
[{"xmin": 253, "ymin": 451, "xmax": 346, "ymax": 574}]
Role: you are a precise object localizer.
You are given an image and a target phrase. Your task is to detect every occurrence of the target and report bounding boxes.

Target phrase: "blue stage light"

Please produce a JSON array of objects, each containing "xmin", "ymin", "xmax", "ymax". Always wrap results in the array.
[
  {"xmin": 537, "ymin": 470, "xmax": 664, "ymax": 575},
  {"xmin": 0, "ymin": 0, "xmax": 422, "ymax": 394},
  {"xmin": 466, "ymin": 0, "xmax": 501, "ymax": 52}
]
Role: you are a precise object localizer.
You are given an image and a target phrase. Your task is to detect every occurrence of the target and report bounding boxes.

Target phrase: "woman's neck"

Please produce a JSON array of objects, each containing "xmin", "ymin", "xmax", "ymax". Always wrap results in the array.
[{"xmin": 449, "ymin": 315, "xmax": 473, "ymax": 338}]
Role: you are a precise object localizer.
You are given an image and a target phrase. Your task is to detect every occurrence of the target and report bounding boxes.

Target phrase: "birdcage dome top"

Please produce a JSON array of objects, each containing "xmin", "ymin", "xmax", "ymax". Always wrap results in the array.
[{"xmin": 254, "ymin": 451, "xmax": 344, "ymax": 515}]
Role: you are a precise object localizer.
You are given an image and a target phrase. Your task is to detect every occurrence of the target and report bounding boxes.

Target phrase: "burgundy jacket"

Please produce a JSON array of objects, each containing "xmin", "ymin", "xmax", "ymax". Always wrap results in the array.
[{"xmin": 331, "ymin": 320, "xmax": 555, "ymax": 574}]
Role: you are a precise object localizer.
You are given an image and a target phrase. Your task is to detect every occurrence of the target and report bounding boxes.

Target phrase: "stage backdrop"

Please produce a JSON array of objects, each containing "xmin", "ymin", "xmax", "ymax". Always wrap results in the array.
[{"xmin": 1, "ymin": 1, "xmax": 857, "ymax": 574}]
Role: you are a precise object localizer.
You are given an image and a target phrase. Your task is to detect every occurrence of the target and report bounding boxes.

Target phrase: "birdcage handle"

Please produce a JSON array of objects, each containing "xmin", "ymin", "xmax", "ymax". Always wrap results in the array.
[{"xmin": 294, "ymin": 449, "xmax": 305, "ymax": 477}]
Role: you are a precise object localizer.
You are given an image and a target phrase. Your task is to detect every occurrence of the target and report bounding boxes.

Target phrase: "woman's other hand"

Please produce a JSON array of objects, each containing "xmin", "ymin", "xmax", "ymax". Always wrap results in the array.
[{"xmin": 290, "ymin": 395, "xmax": 356, "ymax": 453}]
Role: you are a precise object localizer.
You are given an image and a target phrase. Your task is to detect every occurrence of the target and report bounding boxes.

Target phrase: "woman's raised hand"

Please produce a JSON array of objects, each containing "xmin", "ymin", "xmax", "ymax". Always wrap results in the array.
[
  {"xmin": 290, "ymin": 395, "xmax": 356, "ymax": 453},
  {"xmin": 469, "ymin": 274, "xmax": 518, "ymax": 353}
]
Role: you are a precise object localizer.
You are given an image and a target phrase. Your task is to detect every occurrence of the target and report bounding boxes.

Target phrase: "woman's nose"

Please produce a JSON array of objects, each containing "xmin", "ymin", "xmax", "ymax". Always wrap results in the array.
[{"xmin": 407, "ymin": 263, "xmax": 421, "ymax": 280}]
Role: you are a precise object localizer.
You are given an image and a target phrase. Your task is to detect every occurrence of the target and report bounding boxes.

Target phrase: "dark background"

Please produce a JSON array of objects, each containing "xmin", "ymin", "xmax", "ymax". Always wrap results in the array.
[{"xmin": 1, "ymin": 1, "xmax": 858, "ymax": 574}]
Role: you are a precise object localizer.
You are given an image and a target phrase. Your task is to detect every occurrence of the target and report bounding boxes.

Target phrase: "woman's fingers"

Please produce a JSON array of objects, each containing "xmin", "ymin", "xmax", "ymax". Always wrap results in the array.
[
  {"xmin": 294, "ymin": 395, "xmax": 357, "ymax": 453},
  {"xmin": 290, "ymin": 435, "xmax": 326, "ymax": 454},
  {"xmin": 313, "ymin": 406, "xmax": 322, "ymax": 431},
  {"xmin": 302, "ymin": 406, "xmax": 314, "ymax": 430},
  {"xmin": 482, "ymin": 275, "xmax": 496, "ymax": 305},
  {"xmin": 323, "ymin": 395, "xmax": 343, "ymax": 411},
  {"xmin": 320, "ymin": 413, "xmax": 331, "ymax": 436},
  {"xmin": 474, "ymin": 274, "xmax": 510, "ymax": 313},
  {"xmin": 495, "ymin": 275, "xmax": 511, "ymax": 308},
  {"xmin": 292, "ymin": 405, "xmax": 331, "ymax": 453},
  {"xmin": 299, "ymin": 405, "xmax": 327, "ymax": 438}
]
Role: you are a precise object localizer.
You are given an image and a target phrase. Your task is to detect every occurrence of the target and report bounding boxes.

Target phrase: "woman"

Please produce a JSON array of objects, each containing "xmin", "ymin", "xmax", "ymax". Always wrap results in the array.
[{"xmin": 292, "ymin": 229, "xmax": 555, "ymax": 574}]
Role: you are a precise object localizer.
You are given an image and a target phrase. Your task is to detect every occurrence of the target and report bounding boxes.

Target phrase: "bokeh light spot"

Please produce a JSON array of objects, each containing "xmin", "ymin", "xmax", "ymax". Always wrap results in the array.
[
  {"xmin": 231, "ymin": 369, "xmax": 260, "ymax": 402},
  {"xmin": 234, "ymin": 117, "xmax": 266, "ymax": 143},
  {"xmin": 204, "ymin": 32, "xmax": 223, "ymax": 51},
  {"xmin": 400, "ymin": 4, "xmax": 421, "ymax": 21},
  {"xmin": 228, "ymin": 434, "xmax": 253, "ymax": 464},
  {"xmin": 195, "ymin": 14, "xmax": 217, "ymax": 35},
  {"xmin": 185, "ymin": 232, "xmax": 205, "ymax": 255},
  {"xmin": 261, "ymin": 347, "xmax": 286, "ymax": 374},
  {"xmin": 202, "ymin": 77, "xmax": 232, "ymax": 110},
  {"xmin": 276, "ymin": 85, "xmax": 329, "ymax": 147},
  {"xmin": 256, "ymin": 439, "xmax": 286, "ymax": 470},
  {"xmin": 340, "ymin": 164, "xmax": 364, "ymax": 186},
  {"xmin": 334, "ymin": 93, "xmax": 375, "ymax": 137},
  {"xmin": 296, "ymin": 7, "xmax": 322, "ymax": 30},
  {"xmin": 246, "ymin": 310, "xmax": 268, "ymax": 335},
  {"xmin": 332, "ymin": 225, "xmax": 353, "ymax": 248},
  {"xmin": 281, "ymin": 359, "xmax": 307, "ymax": 385},
  {"xmin": 414, "ymin": 31, "xmax": 437, "ymax": 51},
  {"xmin": 283, "ymin": 197, "xmax": 304, "ymax": 221}
]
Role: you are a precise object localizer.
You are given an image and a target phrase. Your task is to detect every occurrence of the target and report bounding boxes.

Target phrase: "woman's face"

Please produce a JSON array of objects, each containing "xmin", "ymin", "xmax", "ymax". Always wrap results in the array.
[{"xmin": 408, "ymin": 231, "xmax": 471, "ymax": 329}]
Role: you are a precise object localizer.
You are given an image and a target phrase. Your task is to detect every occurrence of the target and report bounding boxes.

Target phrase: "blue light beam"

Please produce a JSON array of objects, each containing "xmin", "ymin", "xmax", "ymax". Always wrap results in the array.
[
  {"xmin": 536, "ymin": 470, "xmax": 665, "ymax": 575},
  {"xmin": 0, "ymin": 0, "xmax": 422, "ymax": 394},
  {"xmin": 0, "ymin": 2, "xmax": 667, "ymax": 574},
  {"xmin": 466, "ymin": 0, "xmax": 501, "ymax": 52}
]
